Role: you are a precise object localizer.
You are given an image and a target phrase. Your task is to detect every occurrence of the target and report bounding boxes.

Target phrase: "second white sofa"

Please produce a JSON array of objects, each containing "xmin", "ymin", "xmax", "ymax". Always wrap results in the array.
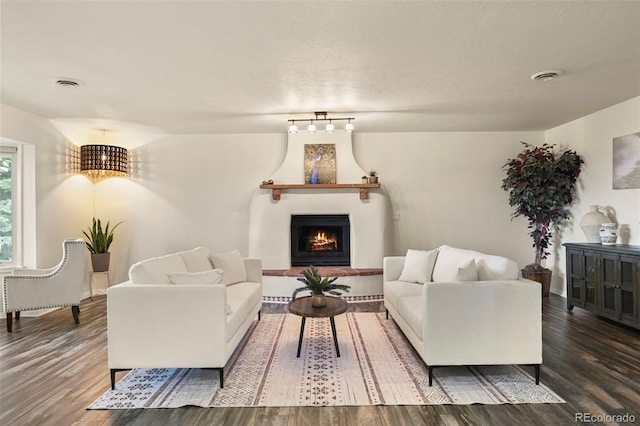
[
  {"xmin": 107, "ymin": 247, "xmax": 262, "ymax": 389},
  {"xmin": 384, "ymin": 245, "xmax": 542, "ymax": 386}
]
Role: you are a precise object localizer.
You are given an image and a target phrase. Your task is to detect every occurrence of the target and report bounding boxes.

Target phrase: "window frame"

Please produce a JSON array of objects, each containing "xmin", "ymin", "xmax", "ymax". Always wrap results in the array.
[{"xmin": 0, "ymin": 144, "xmax": 22, "ymax": 268}]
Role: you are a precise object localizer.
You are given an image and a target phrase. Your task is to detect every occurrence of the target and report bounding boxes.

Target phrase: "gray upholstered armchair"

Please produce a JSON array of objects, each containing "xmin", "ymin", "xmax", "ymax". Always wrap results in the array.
[{"xmin": 2, "ymin": 239, "xmax": 88, "ymax": 332}]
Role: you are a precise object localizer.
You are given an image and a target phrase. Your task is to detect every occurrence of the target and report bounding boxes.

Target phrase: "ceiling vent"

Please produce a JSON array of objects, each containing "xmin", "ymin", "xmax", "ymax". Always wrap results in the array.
[
  {"xmin": 55, "ymin": 78, "xmax": 82, "ymax": 87},
  {"xmin": 530, "ymin": 70, "xmax": 563, "ymax": 82}
]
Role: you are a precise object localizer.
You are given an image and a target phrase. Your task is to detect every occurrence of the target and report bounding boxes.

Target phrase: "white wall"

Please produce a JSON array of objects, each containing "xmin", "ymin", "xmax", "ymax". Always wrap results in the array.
[
  {"xmin": 95, "ymin": 133, "xmax": 285, "ymax": 283},
  {"xmin": 545, "ymin": 97, "xmax": 640, "ymax": 295},
  {"xmin": 353, "ymin": 131, "xmax": 545, "ymax": 269},
  {"xmin": 5, "ymin": 98, "xmax": 638, "ymax": 297},
  {"xmin": 0, "ymin": 104, "xmax": 93, "ymax": 267}
]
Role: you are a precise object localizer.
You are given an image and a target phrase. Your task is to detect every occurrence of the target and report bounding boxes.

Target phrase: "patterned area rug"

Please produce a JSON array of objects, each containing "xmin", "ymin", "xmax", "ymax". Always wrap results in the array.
[{"xmin": 88, "ymin": 313, "xmax": 564, "ymax": 408}]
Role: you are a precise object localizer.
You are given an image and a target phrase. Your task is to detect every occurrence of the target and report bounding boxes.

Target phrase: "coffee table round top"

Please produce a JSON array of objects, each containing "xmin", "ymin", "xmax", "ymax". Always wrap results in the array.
[{"xmin": 288, "ymin": 296, "xmax": 348, "ymax": 318}]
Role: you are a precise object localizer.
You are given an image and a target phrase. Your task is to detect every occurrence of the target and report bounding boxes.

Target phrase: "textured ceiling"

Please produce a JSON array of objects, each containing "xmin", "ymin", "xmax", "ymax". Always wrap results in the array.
[{"xmin": 1, "ymin": 1, "xmax": 639, "ymax": 135}]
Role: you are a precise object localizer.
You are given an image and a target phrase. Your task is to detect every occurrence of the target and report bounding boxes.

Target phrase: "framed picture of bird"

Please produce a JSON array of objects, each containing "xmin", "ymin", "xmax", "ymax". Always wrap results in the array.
[{"xmin": 304, "ymin": 144, "xmax": 336, "ymax": 184}]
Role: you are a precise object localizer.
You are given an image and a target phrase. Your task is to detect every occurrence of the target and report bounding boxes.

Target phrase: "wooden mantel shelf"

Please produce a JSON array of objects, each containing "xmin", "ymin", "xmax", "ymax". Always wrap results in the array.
[{"xmin": 260, "ymin": 183, "xmax": 381, "ymax": 200}]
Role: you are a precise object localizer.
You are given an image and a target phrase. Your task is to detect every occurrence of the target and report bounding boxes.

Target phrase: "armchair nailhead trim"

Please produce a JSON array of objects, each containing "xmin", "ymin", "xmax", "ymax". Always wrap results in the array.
[{"xmin": 2, "ymin": 240, "xmax": 85, "ymax": 312}]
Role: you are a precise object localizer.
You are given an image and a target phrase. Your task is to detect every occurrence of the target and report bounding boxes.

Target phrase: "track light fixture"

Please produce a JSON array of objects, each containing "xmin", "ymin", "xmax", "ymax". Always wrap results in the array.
[{"xmin": 288, "ymin": 112, "xmax": 355, "ymax": 134}]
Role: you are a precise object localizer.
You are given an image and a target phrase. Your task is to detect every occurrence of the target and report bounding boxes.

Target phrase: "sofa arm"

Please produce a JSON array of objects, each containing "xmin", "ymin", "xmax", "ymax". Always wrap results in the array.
[
  {"xmin": 423, "ymin": 279, "xmax": 542, "ymax": 366},
  {"xmin": 243, "ymin": 258, "xmax": 262, "ymax": 283},
  {"xmin": 107, "ymin": 282, "xmax": 229, "ymax": 369},
  {"xmin": 383, "ymin": 256, "xmax": 405, "ymax": 282}
]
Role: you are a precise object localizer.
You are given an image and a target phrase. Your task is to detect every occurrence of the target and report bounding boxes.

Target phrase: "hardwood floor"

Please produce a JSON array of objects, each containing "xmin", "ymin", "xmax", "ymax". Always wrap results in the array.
[{"xmin": 1, "ymin": 295, "xmax": 639, "ymax": 425}]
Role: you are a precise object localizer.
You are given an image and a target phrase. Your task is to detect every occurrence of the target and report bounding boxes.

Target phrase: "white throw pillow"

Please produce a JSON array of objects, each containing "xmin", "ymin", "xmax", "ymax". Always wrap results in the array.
[
  {"xmin": 210, "ymin": 249, "xmax": 247, "ymax": 286},
  {"xmin": 179, "ymin": 247, "xmax": 213, "ymax": 272},
  {"xmin": 454, "ymin": 259, "xmax": 478, "ymax": 281},
  {"xmin": 398, "ymin": 249, "xmax": 438, "ymax": 284},
  {"xmin": 167, "ymin": 269, "xmax": 232, "ymax": 315},
  {"xmin": 167, "ymin": 269, "xmax": 224, "ymax": 285}
]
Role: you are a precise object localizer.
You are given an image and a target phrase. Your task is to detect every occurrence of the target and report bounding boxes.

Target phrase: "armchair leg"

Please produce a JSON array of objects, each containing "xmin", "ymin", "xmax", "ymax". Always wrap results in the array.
[
  {"xmin": 385, "ymin": 309, "xmax": 389, "ymax": 320},
  {"xmin": 71, "ymin": 305, "xmax": 80, "ymax": 324},
  {"xmin": 15, "ymin": 311, "xmax": 20, "ymax": 320},
  {"xmin": 428, "ymin": 366, "xmax": 434, "ymax": 386},
  {"xmin": 534, "ymin": 364, "xmax": 540, "ymax": 385},
  {"xmin": 258, "ymin": 310, "xmax": 261, "ymax": 321},
  {"xmin": 6, "ymin": 313, "xmax": 12, "ymax": 332},
  {"xmin": 218, "ymin": 368, "xmax": 224, "ymax": 388}
]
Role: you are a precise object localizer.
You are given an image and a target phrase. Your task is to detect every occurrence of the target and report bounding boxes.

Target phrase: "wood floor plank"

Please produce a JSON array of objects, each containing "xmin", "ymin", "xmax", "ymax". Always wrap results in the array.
[{"xmin": 1, "ymin": 295, "xmax": 639, "ymax": 425}]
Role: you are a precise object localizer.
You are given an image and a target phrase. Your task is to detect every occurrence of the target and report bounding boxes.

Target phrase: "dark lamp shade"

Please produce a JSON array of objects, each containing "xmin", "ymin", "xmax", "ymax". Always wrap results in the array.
[{"xmin": 80, "ymin": 144, "xmax": 128, "ymax": 177}]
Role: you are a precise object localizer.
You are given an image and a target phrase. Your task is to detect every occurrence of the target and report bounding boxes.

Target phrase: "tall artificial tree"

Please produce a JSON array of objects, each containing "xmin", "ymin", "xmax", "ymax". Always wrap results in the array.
[{"xmin": 502, "ymin": 142, "xmax": 584, "ymax": 273}]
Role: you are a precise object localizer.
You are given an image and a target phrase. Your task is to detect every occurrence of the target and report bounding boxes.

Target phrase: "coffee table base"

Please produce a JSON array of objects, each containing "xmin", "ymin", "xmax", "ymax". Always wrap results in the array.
[{"xmin": 296, "ymin": 316, "xmax": 341, "ymax": 358}]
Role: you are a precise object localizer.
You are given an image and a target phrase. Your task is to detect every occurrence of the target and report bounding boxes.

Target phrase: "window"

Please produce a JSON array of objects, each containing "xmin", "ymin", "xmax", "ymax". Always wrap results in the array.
[{"xmin": 0, "ymin": 146, "xmax": 18, "ymax": 265}]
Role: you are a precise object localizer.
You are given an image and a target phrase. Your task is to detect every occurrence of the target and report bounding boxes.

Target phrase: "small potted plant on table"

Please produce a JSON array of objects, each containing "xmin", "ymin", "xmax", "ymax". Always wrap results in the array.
[
  {"xmin": 368, "ymin": 170, "xmax": 378, "ymax": 184},
  {"xmin": 83, "ymin": 217, "xmax": 123, "ymax": 272},
  {"xmin": 292, "ymin": 266, "xmax": 351, "ymax": 307}
]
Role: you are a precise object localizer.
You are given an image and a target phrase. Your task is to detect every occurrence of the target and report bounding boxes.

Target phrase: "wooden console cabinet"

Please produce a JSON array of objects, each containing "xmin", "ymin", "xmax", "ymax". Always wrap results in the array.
[{"xmin": 564, "ymin": 243, "xmax": 640, "ymax": 330}]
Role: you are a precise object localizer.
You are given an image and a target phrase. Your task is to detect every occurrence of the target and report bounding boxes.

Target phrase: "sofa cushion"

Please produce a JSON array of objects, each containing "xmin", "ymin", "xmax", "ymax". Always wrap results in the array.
[
  {"xmin": 454, "ymin": 259, "xmax": 478, "ymax": 281},
  {"xmin": 226, "ymin": 281, "xmax": 262, "ymax": 342},
  {"xmin": 129, "ymin": 254, "xmax": 187, "ymax": 284},
  {"xmin": 210, "ymin": 250, "xmax": 247, "ymax": 286},
  {"xmin": 166, "ymin": 270, "xmax": 232, "ymax": 315},
  {"xmin": 167, "ymin": 269, "xmax": 224, "ymax": 285},
  {"xmin": 432, "ymin": 245, "xmax": 519, "ymax": 281},
  {"xmin": 179, "ymin": 247, "xmax": 213, "ymax": 272},
  {"xmin": 384, "ymin": 280, "xmax": 423, "ymax": 309},
  {"xmin": 398, "ymin": 249, "xmax": 438, "ymax": 284}
]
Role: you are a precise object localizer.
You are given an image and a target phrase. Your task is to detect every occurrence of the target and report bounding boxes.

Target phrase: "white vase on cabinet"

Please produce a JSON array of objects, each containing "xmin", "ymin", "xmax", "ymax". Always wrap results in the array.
[
  {"xmin": 599, "ymin": 223, "xmax": 618, "ymax": 245},
  {"xmin": 580, "ymin": 205, "xmax": 612, "ymax": 243}
]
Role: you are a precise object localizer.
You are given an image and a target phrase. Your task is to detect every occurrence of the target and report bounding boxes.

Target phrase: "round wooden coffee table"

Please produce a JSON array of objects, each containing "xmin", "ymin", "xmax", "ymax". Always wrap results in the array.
[{"xmin": 288, "ymin": 296, "xmax": 348, "ymax": 357}]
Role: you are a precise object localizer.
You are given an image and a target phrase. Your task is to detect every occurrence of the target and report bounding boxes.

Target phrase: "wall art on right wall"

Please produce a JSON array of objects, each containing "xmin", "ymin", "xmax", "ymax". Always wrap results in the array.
[{"xmin": 613, "ymin": 131, "xmax": 640, "ymax": 189}]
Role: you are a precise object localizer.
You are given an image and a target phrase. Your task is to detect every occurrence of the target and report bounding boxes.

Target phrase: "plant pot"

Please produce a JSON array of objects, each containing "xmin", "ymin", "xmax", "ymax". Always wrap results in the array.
[
  {"xmin": 311, "ymin": 293, "xmax": 326, "ymax": 308},
  {"xmin": 361, "ymin": 177, "xmax": 369, "ymax": 184},
  {"xmin": 522, "ymin": 268, "xmax": 552, "ymax": 297},
  {"xmin": 368, "ymin": 176, "xmax": 378, "ymax": 184},
  {"xmin": 91, "ymin": 253, "xmax": 111, "ymax": 272}
]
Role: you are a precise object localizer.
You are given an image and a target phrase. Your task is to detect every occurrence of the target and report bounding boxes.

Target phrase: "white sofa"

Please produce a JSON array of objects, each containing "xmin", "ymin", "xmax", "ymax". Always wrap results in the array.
[
  {"xmin": 383, "ymin": 245, "xmax": 542, "ymax": 385},
  {"xmin": 107, "ymin": 247, "xmax": 262, "ymax": 389}
]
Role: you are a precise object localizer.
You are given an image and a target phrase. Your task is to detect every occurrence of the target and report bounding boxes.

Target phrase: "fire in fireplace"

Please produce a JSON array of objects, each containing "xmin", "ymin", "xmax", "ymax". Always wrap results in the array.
[{"xmin": 290, "ymin": 214, "xmax": 350, "ymax": 266}]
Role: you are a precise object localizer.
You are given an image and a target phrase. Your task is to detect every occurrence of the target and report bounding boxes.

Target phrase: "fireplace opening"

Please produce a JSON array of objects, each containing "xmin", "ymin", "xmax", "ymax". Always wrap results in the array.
[{"xmin": 291, "ymin": 214, "xmax": 350, "ymax": 266}]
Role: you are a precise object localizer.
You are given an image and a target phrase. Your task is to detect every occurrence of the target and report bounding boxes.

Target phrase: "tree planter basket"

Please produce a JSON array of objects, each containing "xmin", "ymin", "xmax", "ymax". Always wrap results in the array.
[{"xmin": 522, "ymin": 269, "xmax": 552, "ymax": 298}]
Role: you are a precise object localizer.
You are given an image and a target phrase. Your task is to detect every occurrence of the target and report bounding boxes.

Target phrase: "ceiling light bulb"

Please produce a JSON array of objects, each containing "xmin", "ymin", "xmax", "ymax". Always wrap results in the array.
[
  {"xmin": 288, "ymin": 123, "xmax": 298, "ymax": 134},
  {"xmin": 345, "ymin": 121, "xmax": 354, "ymax": 133},
  {"xmin": 326, "ymin": 122, "xmax": 335, "ymax": 133},
  {"xmin": 308, "ymin": 122, "xmax": 316, "ymax": 133}
]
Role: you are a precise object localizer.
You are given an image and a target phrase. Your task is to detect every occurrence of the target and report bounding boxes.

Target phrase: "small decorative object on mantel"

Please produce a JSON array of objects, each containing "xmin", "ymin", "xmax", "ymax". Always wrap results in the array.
[
  {"xmin": 501, "ymin": 142, "xmax": 583, "ymax": 297},
  {"xmin": 261, "ymin": 179, "xmax": 274, "ymax": 185},
  {"xmin": 362, "ymin": 176, "xmax": 369, "ymax": 184},
  {"xmin": 368, "ymin": 169, "xmax": 378, "ymax": 184},
  {"xmin": 82, "ymin": 217, "xmax": 123, "ymax": 272},
  {"xmin": 599, "ymin": 222, "xmax": 618, "ymax": 245},
  {"xmin": 579, "ymin": 205, "xmax": 613, "ymax": 243},
  {"xmin": 292, "ymin": 265, "xmax": 350, "ymax": 307}
]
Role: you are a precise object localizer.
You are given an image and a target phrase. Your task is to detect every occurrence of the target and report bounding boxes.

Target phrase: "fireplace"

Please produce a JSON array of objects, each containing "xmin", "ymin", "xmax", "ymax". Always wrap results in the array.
[{"xmin": 290, "ymin": 214, "xmax": 350, "ymax": 266}]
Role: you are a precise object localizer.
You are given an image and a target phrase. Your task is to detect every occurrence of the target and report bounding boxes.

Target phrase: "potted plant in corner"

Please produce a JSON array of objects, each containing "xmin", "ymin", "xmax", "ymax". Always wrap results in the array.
[
  {"xmin": 368, "ymin": 169, "xmax": 378, "ymax": 184},
  {"xmin": 292, "ymin": 265, "xmax": 351, "ymax": 307},
  {"xmin": 82, "ymin": 218, "xmax": 123, "ymax": 272},
  {"xmin": 501, "ymin": 142, "xmax": 583, "ymax": 297}
]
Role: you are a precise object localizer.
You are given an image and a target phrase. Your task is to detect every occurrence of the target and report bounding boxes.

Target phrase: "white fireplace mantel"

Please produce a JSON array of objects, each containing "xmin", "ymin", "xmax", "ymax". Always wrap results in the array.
[{"xmin": 248, "ymin": 132, "xmax": 390, "ymax": 270}]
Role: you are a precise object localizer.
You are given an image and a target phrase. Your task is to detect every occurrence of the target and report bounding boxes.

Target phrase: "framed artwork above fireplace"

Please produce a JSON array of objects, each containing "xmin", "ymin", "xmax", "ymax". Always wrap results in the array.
[{"xmin": 304, "ymin": 144, "xmax": 336, "ymax": 184}]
